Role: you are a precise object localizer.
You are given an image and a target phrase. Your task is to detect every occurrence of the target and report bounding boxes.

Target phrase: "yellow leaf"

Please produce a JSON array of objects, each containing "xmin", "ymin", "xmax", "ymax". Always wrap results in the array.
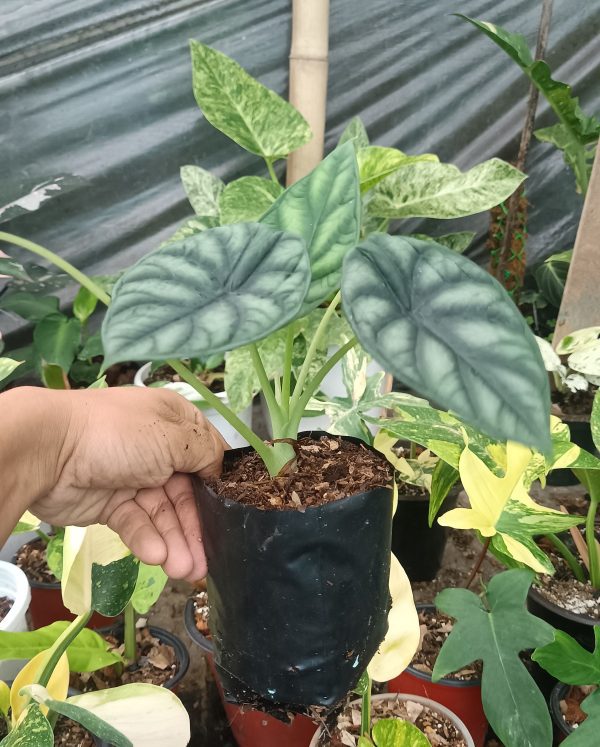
[
  {"xmin": 368, "ymin": 553, "xmax": 420, "ymax": 682},
  {"xmin": 0, "ymin": 680, "xmax": 9, "ymax": 717},
  {"xmin": 11, "ymin": 651, "xmax": 69, "ymax": 724},
  {"xmin": 499, "ymin": 533, "xmax": 548, "ymax": 573}
]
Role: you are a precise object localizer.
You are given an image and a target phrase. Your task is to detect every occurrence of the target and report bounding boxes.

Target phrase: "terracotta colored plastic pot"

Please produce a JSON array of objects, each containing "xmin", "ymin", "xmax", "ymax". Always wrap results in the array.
[
  {"xmin": 309, "ymin": 693, "xmax": 475, "ymax": 747},
  {"xmin": 550, "ymin": 682, "xmax": 574, "ymax": 743},
  {"xmin": 184, "ymin": 598, "xmax": 318, "ymax": 747},
  {"xmin": 527, "ymin": 585, "xmax": 596, "ymax": 651}
]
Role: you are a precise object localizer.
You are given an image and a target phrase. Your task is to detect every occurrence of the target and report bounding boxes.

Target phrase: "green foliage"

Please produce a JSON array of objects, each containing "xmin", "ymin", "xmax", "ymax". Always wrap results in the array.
[
  {"xmin": 164, "ymin": 216, "xmax": 219, "ymax": 245},
  {"xmin": 342, "ymin": 234, "xmax": 551, "ymax": 454},
  {"xmin": 91, "ymin": 556, "xmax": 139, "ymax": 617},
  {"xmin": 0, "ymin": 358, "xmax": 22, "ymax": 383},
  {"xmin": 0, "ymin": 176, "xmax": 84, "ymax": 225},
  {"xmin": 0, "ymin": 293, "xmax": 59, "ymax": 322},
  {"xmin": 180, "ymin": 165, "xmax": 223, "ymax": 218},
  {"xmin": 429, "ymin": 461, "xmax": 460, "ymax": 526},
  {"xmin": 219, "ymin": 177, "xmax": 282, "ymax": 224},
  {"xmin": 45, "ymin": 530, "xmax": 64, "ymax": 581},
  {"xmin": 102, "ymin": 223, "xmax": 311, "ymax": 365},
  {"xmin": 371, "ymin": 719, "xmax": 430, "ymax": 747},
  {"xmin": 261, "ymin": 143, "xmax": 360, "ymax": 314},
  {"xmin": 339, "ymin": 116, "xmax": 370, "ymax": 151},
  {"xmin": 73, "ymin": 287, "xmax": 98, "ymax": 324},
  {"xmin": 410, "ymin": 231, "xmax": 476, "ymax": 254},
  {"xmin": 433, "ymin": 570, "xmax": 554, "ymax": 747},
  {"xmin": 357, "ymin": 146, "xmax": 438, "ymax": 193},
  {"xmin": 367, "ymin": 158, "xmax": 525, "ymax": 219},
  {"xmin": 535, "ymin": 250, "xmax": 572, "ymax": 308},
  {"xmin": 190, "ymin": 40, "xmax": 312, "ymax": 160},
  {"xmin": 33, "ymin": 314, "xmax": 81, "ymax": 376},
  {"xmin": 131, "ymin": 563, "xmax": 168, "ymax": 615},
  {"xmin": 0, "ymin": 705, "xmax": 53, "ymax": 747}
]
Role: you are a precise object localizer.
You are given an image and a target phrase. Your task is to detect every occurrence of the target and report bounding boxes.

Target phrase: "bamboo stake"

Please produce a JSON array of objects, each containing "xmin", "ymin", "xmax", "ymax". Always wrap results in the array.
[
  {"xmin": 286, "ymin": 0, "xmax": 330, "ymax": 185},
  {"xmin": 553, "ymin": 145, "xmax": 600, "ymax": 343}
]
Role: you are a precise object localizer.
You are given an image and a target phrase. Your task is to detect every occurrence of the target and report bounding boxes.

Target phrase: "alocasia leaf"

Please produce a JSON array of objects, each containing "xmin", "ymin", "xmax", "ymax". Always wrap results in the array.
[
  {"xmin": 368, "ymin": 158, "xmax": 525, "ymax": 219},
  {"xmin": 219, "ymin": 177, "xmax": 282, "ymax": 224},
  {"xmin": 433, "ymin": 569, "xmax": 555, "ymax": 747},
  {"xmin": 342, "ymin": 234, "xmax": 551, "ymax": 453},
  {"xmin": 339, "ymin": 116, "xmax": 370, "ymax": 151},
  {"xmin": 372, "ymin": 718, "xmax": 430, "ymax": 747},
  {"xmin": 0, "ymin": 704, "xmax": 53, "ymax": 747},
  {"xmin": 180, "ymin": 165, "xmax": 223, "ymax": 217},
  {"xmin": 190, "ymin": 40, "xmax": 312, "ymax": 160},
  {"xmin": 357, "ymin": 146, "xmax": 438, "ymax": 193},
  {"xmin": 261, "ymin": 142, "xmax": 360, "ymax": 313},
  {"xmin": 102, "ymin": 223, "xmax": 311, "ymax": 365}
]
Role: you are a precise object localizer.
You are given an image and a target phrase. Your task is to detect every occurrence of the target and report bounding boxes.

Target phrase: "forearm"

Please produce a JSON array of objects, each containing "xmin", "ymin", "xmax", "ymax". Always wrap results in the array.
[{"xmin": 0, "ymin": 387, "xmax": 71, "ymax": 546}]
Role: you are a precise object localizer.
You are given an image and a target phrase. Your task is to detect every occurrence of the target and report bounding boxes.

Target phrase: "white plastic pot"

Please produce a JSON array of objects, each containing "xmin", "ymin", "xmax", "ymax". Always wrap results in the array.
[
  {"xmin": 134, "ymin": 363, "xmax": 252, "ymax": 449},
  {"xmin": 0, "ymin": 561, "xmax": 31, "ymax": 680},
  {"xmin": 309, "ymin": 693, "xmax": 475, "ymax": 747}
]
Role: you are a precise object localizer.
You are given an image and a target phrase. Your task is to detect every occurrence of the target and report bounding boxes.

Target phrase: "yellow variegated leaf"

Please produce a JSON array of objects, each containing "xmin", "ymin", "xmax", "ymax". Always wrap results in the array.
[
  {"xmin": 0, "ymin": 680, "xmax": 9, "ymax": 717},
  {"xmin": 11, "ymin": 651, "xmax": 69, "ymax": 724},
  {"xmin": 368, "ymin": 554, "xmax": 420, "ymax": 682},
  {"xmin": 499, "ymin": 534, "xmax": 548, "ymax": 573}
]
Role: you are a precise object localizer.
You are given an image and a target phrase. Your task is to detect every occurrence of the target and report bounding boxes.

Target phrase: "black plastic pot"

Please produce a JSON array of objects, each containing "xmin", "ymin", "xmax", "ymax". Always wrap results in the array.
[
  {"xmin": 391, "ymin": 487, "xmax": 459, "ymax": 582},
  {"xmin": 547, "ymin": 419, "xmax": 596, "ymax": 486},
  {"xmin": 527, "ymin": 586, "xmax": 597, "ymax": 651},
  {"xmin": 192, "ymin": 433, "xmax": 394, "ymax": 711},
  {"xmin": 550, "ymin": 682, "xmax": 574, "ymax": 742}
]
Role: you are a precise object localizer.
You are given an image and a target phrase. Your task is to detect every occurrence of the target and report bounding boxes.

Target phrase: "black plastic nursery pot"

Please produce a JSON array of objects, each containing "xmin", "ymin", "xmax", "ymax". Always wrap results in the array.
[
  {"xmin": 527, "ymin": 586, "xmax": 597, "ymax": 652},
  {"xmin": 387, "ymin": 604, "xmax": 487, "ymax": 747},
  {"xmin": 550, "ymin": 682, "xmax": 575, "ymax": 743},
  {"xmin": 184, "ymin": 599, "xmax": 319, "ymax": 747},
  {"xmin": 391, "ymin": 488, "xmax": 459, "ymax": 582},
  {"xmin": 192, "ymin": 433, "xmax": 394, "ymax": 711},
  {"xmin": 547, "ymin": 419, "xmax": 596, "ymax": 487}
]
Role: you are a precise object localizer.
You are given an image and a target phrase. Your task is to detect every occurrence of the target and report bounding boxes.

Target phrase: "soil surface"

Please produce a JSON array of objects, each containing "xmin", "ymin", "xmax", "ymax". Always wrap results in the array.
[
  {"xmin": 15, "ymin": 538, "xmax": 57, "ymax": 584},
  {"xmin": 145, "ymin": 362, "xmax": 225, "ymax": 393},
  {"xmin": 104, "ymin": 361, "xmax": 139, "ymax": 388},
  {"xmin": 193, "ymin": 590, "xmax": 210, "ymax": 636},
  {"xmin": 71, "ymin": 627, "xmax": 178, "ymax": 691},
  {"xmin": 0, "ymin": 596, "xmax": 14, "ymax": 623},
  {"xmin": 410, "ymin": 608, "xmax": 482, "ymax": 682},
  {"xmin": 0, "ymin": 717, "xmax": 94, "ymax": 746},
  {"xmin": 207, "ymin": 436, "xmax": 392, "ymax": 509},
  {"xmin": 552, "ymin": 387, "xmax": 597, "ymax": 420},
  {"xmin": 559, "ymin": 685, "xmax": 596, "ymax": 729},
  {"xmin": 318, "ymin": 694, "xmax": 467, "ymax": 747}
]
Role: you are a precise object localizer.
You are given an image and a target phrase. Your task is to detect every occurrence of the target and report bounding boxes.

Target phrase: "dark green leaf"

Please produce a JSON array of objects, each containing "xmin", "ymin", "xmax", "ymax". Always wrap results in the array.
[
  {"xmin": 0, "ymin": 175, "xmax": 85, "ymax": 224},
  {"xmin": 535, "ymin": 250, "xmax": 572, "ymax": 307},
  {"xmin": 180, "ymin": 165, "xmax": 223, "ymax": 217},
  {"xmin": 342, "ymin": 234, "xmax": 552, "ymax": 453},
  {"xmin": 433, "ymin": 569, "xmax": 554, "ymax": 747},
  {"xmin": 33, "ymin": 313, "xmax": 82, "ymax": 372},
  {"xmin": 91, "ymin": 555, "xmax": 139, "ymax": 616},
  {"xmin": 352, "ymin": 671, "xmax": 371, "ymax": 696},
  {"xmin": 456, "ymin": 15, "xmax": 533, "ymax": 67},
  {"xmin": 78, "ymin": 331, "xmax": 104, "ymax": 361},
  {"xmin": 0, "ymin": 704, "xmax": 53, "ymax": 747},
  {"xmin": 102, "ymin": 224, "xmax": 311, "ymax": 365},
  {"xmin": 219, "ymin": 177, "xmax": 282, "ymax": 224},
  {"xmin": 533, "ymin": 628, "xmax": 600, "ymax": 686},
  {"xmin": 262, "ymin": 142, "xmax": 360, "ymax": 313},
  {"xmin": 0, "ymin": 292, "xmax": 59, "ymax": 322},
  {"xmin": 339, "ymin": 117, "xmax": 370, "ymax": 151},
  {"xmin": 429, "ymin": 461, "xmax": 460, "ymax": 526},
  {"xmin": 131, "ymin": 563, "xmax": 168, "ymax": 615},
  {"xmin": 73, "ymin": 286, "xmax": 98, "ymax": 323},
  {"xmin": 190, "ymin": 41, "xmax": 312, "ymax": 160},
  {"xmin": 0, "ymin": 258, "xmax": 31, "ymax": 281}
]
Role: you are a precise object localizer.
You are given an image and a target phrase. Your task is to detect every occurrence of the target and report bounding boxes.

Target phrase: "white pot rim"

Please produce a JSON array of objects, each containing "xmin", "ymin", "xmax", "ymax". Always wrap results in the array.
[
  {"xmin": 0, "ymin": 561, "xmax": 31, "ymax": 630},
  {"xmin": 309, "ymin": 692, "xmax": 475, "ymax": 747},
  {"xmin": 134, "ymin": 362, "xmax": 229, "ymax": 405}
]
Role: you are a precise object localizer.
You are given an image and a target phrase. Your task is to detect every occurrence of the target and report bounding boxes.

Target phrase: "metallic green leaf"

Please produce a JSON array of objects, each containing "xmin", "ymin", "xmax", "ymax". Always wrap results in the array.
[
  {"xmin": 342, "ymin": 234, "xmax": 551, "ymax": 453},
  {"xmin": 368, "ymin": 158, "xmax": 525, "ymax": 219},
  {"xmin": 180, "ymin": 165, "xmax": 223, "ymax": 217},
  {"xmin": 0, "ymin": 705, "xmax": 53, "ymax": 747},
  {"xmin": 339, "ymin": 116, "xmax": 370, "ymax": 151},
  {"xmin": 219, "ymin": 177, "xmax": 282, "ymax": 224},
  {"xmin": 190, "ymin": 41, "xmax": 312, "ymax": 160},
  {"xmin": 357, "ymin": 146, "xmax": 438, "ymax": 193},
  {"xmin": 262, "ymin": 142, "xmax": 360, "ymax": 313},
  {"xmin": 102, "ymin": 223, "xmax": 311, "ymax": 365}
]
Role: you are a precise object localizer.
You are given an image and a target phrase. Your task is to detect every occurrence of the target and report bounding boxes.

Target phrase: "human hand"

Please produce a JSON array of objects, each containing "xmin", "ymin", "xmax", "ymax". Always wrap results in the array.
[{"xmin": 5, "ymin": 387, "xmax": 227, "ymax": 580}]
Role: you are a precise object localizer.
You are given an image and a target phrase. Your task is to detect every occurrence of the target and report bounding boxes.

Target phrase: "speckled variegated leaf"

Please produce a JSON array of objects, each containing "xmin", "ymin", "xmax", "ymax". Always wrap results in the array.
[
  {"xmin": 339, "ymin": 116, "xmax": 370, "ymax": 151},
  {"xmin": 92, "ymin": 555, "xmax": 139, "ymax": 616},
  {"xmin": 535, "ymin": 250, "xmax": 572, "ymax": 308},
  {"xmin": 219, "ymin": 177, "xmax": 282, "ymax": 224},
  {"xmin": 357, "ymin": 145, "xmax": 438, "ymax": 193},
  {"xmin": 1, "ymin": 705, "xmax": 53, "ymax": 747},
  {"xmin": 262, "ymin": 142, "xmax": 360, "ymax": 313},
  {"xmin": 102, "ymin": 224, "xmax": 310, "ymax": 365},
  {"xmin": 180, "ymin": 165, "xmax": 223, "ymax": 217},
  {"xmin": 163, "ymin": 215, "xmax": 219, "ymax": 246},
  {"xmin": 0, "ymin": 357, "xmax": 22, "ymax": 383},
  {"xmin": 190, "ymin": 41, "xmax": 311, "ymax": 160},
  {"xmin": 410, "ymin": 231, "xmax": 475, "ymax": 254},
  {"xmin": 0, "ymin": 175, "xmax": 84, "ymax": 224},
  {"xmin": 342, "ymin": 234, "xmax": 551, "ymax": 452},
  {"xmin": 372, "ymin": 718, "xmax": 430, "ymax": 747},
  {"xmin": 368, "ymin": 158, "xmax": 526, "ymax": 219}
]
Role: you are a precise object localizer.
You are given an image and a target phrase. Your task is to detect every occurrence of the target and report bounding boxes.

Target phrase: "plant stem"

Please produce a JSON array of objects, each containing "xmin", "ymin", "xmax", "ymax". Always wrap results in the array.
[
  {"xmin": 249, "ymin": 344, "xmax": 283, "ymax": 430},
  {"xmin": 465, "ymin": 537, "xmax": 491, "ymax": 589},
  {"xmin": 585, "ymin": 494, "xmax": 600, "ymax": 589},
  {"xmin": 123, "ymin": 602, "xmax": 137, "ymax": 665},
  {"xmin": 265, "ymin": 159, "xmax": 280, "ymax": 185},
  {"xmin": 288, "ymin": 337, "xmax": 357, "ymax": 434},
  {"xmin": 289, "ymin": 291, "xmax": 341, "ymax": 413},
  {"xmin": 35, "ymin": 529, "xmax": 52, "ymax": 545},
  {"xmin": 36, "ymin": 612, "xmax": 93, "ymax": 687},
  {"xmin": 545, "ymin": 533, "xmax": 586, "ymax": 583},
  {"xmin": 281, "ymin": 325, "xmax": 295, "ymax": 416},
  {"xmin": 0, "ymin": 232, "xmax": 110, "ymax": 305},
  {"xmin": 361, "ymin": 673, "xmax": 372, "ymax": 738}
]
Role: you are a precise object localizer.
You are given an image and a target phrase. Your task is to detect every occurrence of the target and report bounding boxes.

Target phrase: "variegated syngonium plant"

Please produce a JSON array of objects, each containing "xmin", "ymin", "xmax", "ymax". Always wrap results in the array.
[{"xmin": 536, "ymin": 327, "xmax": 600, "ymax": 394}]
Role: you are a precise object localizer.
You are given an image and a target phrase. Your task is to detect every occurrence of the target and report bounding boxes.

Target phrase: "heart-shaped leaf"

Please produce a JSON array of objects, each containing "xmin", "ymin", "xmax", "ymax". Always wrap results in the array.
[
  {"xmin": 102, "ymin": 223, "xmax": 310, "ymax": 365},
  {"xmin": 262, "ymin": 143, "xmax": 360, "ymax": 313},
  {"xmin": 219, "ymin": 177, "xmax": 282, "ymax": 224},
  {"xmin": 33, "ymin": 313, "xmax": 82, "ymax": 373},
  {"xmin": 190, "ymin": 41, "xmax": 311, "ymax": 160},
  {"xmin": 342, "ymin": 234, "xmax": 551, "ymax": 453},
  {"xmin": 368, "ymin": 158, "xmax": 525, "ymax": 219},
  {"xmin": 180, "ymin": 165, "xmax": 223, "ymax": 217}
]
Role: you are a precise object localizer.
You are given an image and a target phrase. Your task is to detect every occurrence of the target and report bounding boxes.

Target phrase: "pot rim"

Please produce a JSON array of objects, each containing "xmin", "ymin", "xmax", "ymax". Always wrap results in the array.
[
  {"xmin": 308, "ymin": 693, "xmax": 475, "ymax": 747},
  {"xmin": 134, "ymin": 362, "xmax": 230, "ymax": 407},
  {"xmin": 184, "ymin": 597, "xmax": 214, "ymax": 656},
  {"xmin": 12, "ymin": 540, "xmax": 61, "ymax": 590},
  {"xmin": 527, "ymin": 584, "xmax": 598, "ymax": 628},
  {"xmin": 549, "ymin": 682, "xmax": 574, "ymax": 737},
  {"xmin": 0, "ymin": 560, "xmax": 31, "ymax": 630}
]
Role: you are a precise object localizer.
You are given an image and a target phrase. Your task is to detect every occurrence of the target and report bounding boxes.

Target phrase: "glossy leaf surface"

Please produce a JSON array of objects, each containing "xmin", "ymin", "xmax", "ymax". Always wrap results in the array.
[
  {"xmin": 342, "ymin": 234, "xmax": 551, "ymax": 453},
  {"xmin": 219, "ymin": 176, "xmax": 282, "ymax": 224},
  {"xmin": 357, "ymin": 145, "xmax": 438, "ymax": 193},
  {"xmin": 372, "ymin": 718, "xmax": 430, "ymax": 747},
  {"xmin": 102, "ymin": 223, "xmax": 311, "ymax": 365},
  {"xmin": 0, "ymin": 705, "xmax": 53, "ymax": 747}
]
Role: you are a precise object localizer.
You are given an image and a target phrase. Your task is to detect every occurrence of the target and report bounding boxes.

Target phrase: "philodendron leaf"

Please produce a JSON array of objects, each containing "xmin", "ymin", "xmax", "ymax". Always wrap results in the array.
[
  {"xmin": 163, "ymin": 215, "xmax": 220, "ymax": 246},
  {"xmin": 339, "ymin": 116, "xmax": 370, "ymax": 151},
  {"xmin": 11, "ymin": 651, "xmax": 69, "ymax": 724},
  {"xmin": 190, "ymin": 40, "xmax": 311, "ymax": 160},
  {"xmin": 0, "ymin": 292, "xmax": 59, "ymax": 322},
  {"xmin": 0, "ymin": 681, "xmax": 9, "ymax": 718},
  {"xmin": 33, "ymin": 313, "xmax": 82, "ymax": 373},
  {"xmin": 131, "ymin": 563, "xmax": 168, "ymax": 615},
  {"xmin": 0, "ymin": 175, "xmax": 84, "ymax": 224},
  {"xmin": 180, "ymin": 165, "xmax": 223, "ymax": 217},
  {"xmin": 73, "ymin": 286, "xmax": 98, "ymax": 324},
  {"xmin": 560, "ymin": 689, "xmax": 600, "ymax": 747},
  {"xmin": 433, "ymin": 569, "xmax": 554, "ymax": 747},
  {"xmin": 368, "ymin": 158, "xmax": 525, "ymax": 219},
  {"xmin": 372, "ymin": 718, "xmax": 430, "ymax": 747},
  {"xmin": 533, "ymin": 628, "xmax": 600, "ymax": 686},
  {"xmin": 102, "ymin": 223, "xmax": 311, "ymax": 365},
  {"xmin": 357, "ymin": 146, "xmax": 438, "ymax": 193},
  {"xmin": 0, "ymin": 622, "xmax": 122, "ymax": 672},
  {"xmin": 262, "ymin": 142, "xmax": 360, "ymax": 313},
  {"xmin": 0, "ymin": 705, "xmax": 53, "ymax": 747},
  {"xmin": 410, "ymin": 231, "xmax": 476, "ymax": 254},
  {"xmin": 429, "ymin": 460, "xmax": 460, "ymax": 526},
  {"xmin": 342, "ymin": 234, "xmax": 551, "ymax": 453},
  {"xmin": 45, "ymin": 529, "xmax": 64, "ymax": 580},
  {"xmin": 219, "ymin": 177, "xmax": 282, "ymax": 224},
  {"xmin": 0, "ymin": 358, "xmax": 22, "ymax": 383},
  {"xmin": 64, "ymin": 684, "xmax": 190, "ymax": 746},
  {"xmin": 0, "ymin": 258, "xmax": 31, "ymax": 282}
]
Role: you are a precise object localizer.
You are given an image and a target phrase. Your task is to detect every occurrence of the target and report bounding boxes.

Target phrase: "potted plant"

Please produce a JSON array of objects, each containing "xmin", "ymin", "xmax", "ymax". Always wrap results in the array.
[{"xmin": 0, "ymin": 561, "xmax": 31, "ymax": 682}]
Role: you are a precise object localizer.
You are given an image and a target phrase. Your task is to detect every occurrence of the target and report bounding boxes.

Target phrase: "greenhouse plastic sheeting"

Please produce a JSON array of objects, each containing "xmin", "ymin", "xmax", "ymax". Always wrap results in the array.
[{"xmin": 1, "ymin": 0, "xmax": 599, "ymax": 336}]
